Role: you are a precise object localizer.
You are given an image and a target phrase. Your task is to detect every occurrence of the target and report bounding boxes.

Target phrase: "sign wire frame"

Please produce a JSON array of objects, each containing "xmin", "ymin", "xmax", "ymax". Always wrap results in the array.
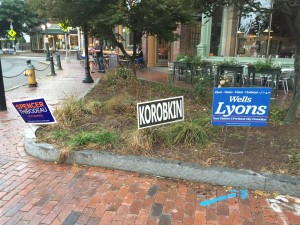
[{"xmin": 220, "ymin": 126, "xmax": 252, "ymax": 156}]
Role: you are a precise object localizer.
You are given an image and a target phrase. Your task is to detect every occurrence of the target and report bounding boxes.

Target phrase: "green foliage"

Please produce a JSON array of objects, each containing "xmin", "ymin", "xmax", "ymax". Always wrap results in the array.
[
  {"xmin": 0, "ymin": 0, "xmax": 40, "ymax": 38},
  {"xmin": 176, "ymin": 54, "xmax": 186, "ymax": 61},
  {"xmin": 218, "ymin": 58, "xmax": 241, "ymax": 66},
  {"xmin": 269, "ymin": 106, "xmax": 285, "ymax": 124},
  {"xmin": 163, "ymin": 118, "xmax": 210, "ymax": 146},
  {"xmin": 53, "ymin": 130, "xmax": 69, "ymax": 141},
  {"xmin": 29, "ymin": 0, "xmax": 192, "ymax": 67},
  {"xmin": 71, "ymin": 130, "xmax": 118, "ymax": 147},
  {"xmin": 117, "ymin": 67, "xmax": 131, "ymax": 79},
  {"xmin": 193, "ymin": 75, "xmax": 214, "ymax": 101},
  {"xmin": 251, "ymin": 59, "xmax": 281, "ymax": 72},
  {"xmin": 191, "ymin": 56, "xmax": 202, "ymax": 65}
]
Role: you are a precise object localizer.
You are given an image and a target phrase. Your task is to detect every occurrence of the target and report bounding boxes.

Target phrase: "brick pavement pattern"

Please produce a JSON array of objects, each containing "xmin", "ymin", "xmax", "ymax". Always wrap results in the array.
[{"xmin": 1, "ymin": 55, "xmax": 300, "ymax": 224}]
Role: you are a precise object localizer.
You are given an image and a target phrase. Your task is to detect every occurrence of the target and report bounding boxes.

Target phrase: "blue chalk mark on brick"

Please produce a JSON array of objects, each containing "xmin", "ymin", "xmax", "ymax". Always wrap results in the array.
[{"xmin": 200, "ymin": 189, "xmax": 247, "ymax": 207}]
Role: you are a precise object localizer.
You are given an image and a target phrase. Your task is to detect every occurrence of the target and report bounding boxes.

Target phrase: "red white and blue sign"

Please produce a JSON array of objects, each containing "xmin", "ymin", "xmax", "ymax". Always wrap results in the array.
[
  {"xmin": 12, "ymin": 98, "xmax": 56, "ymax": 124},
  {"xmin": 212, "ymin": 87, "xmax": 272, "ymax": 127}
]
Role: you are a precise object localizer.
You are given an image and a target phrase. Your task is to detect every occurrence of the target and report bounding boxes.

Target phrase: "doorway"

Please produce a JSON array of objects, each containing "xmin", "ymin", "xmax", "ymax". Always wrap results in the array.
[{"xmin": 156, "ymin": 39, "xmax": 170, "ymax": 65}]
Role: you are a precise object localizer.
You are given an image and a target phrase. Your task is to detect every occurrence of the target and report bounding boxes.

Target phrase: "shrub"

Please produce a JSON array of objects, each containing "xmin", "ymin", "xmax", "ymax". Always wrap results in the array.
[
  {"xmin": 193, "ymin": 76, "xmax": 214, "ymax": 102},
  {"xmin": 218, "ymin": 58, "xmax": 241, "ymax": 66},
  {"xmin": 251, "ymin": 58, "xmax": 281, "ymax": 72},
  {"xmin": 269, "ymin": 106, "xmax": 285, "ymax": 124},
  {"xmin": 53, "ymin": 130, "xmax": 69, "ymax": 141},
  {"xmin": 163, "ymin": 118, "xmax": 210, "ymax": 146},
  {"xmin": 54, "ymin": 97, "xmax": 102, "ymax": 128},
  {"xmin": 126, "ymin": 128, "xmax": 159, "ymax": 155},
  {"xmin": 71, "ymin": 130, "xmax": 118, "ymax": 147},
  {"xmin": 101, "ymin": 93, "xmax": 135, "ymax": 114}
]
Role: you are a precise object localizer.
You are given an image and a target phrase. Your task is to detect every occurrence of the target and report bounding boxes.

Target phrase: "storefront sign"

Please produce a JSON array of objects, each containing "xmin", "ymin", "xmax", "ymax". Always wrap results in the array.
[
  {"xmin": 12, "ymin": 98, "xmax": 56, "ymax": 124},
  {"xmin": 212, "ymin": 87, "xmax": 272, "ymax": 127},
  {"xmin": 137, "ymin": 96, "xmax": 184, "ymax": 129}
]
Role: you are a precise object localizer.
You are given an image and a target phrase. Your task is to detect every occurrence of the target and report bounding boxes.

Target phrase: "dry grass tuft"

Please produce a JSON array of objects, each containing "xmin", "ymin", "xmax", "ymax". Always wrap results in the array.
[
  {"xmin": 59, "ymin": 147, "xmax": 72, "ymax": 162},
  {"xmin": 102, "ymin": 93, "xmax": 135, "ymax": 114}
]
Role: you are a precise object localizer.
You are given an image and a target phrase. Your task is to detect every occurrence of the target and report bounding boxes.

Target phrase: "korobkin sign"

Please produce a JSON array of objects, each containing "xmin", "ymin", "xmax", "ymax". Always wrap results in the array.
[{"xmin": 137, "ymin": 96, "xmax": 184, "ymax": 129}]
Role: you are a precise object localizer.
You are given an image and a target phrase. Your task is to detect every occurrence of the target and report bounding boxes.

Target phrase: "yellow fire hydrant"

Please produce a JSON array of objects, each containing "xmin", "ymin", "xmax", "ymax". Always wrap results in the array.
[{"xmin": 24, "ymin": 60, "xmax": 37, "ymax": 87}]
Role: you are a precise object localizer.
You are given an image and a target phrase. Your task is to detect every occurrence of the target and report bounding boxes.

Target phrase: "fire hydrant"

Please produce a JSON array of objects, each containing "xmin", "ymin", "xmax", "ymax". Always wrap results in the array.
[{"xmin": 24, "ymin": 60, "xmax": 37, "ymax": 87}]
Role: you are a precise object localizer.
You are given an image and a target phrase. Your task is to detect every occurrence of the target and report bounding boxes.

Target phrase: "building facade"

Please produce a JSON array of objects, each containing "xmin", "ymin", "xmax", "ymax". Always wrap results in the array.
[
  {"xmin": 30, "ymin": 24, "xmax": 82, "ymax": 53},
  {"xmin": 142, "ymin": 1, "xmax": 295, "ymax": 67}
]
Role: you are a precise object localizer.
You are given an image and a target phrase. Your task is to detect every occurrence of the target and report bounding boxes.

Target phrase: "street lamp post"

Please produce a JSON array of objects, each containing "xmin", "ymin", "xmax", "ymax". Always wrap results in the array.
[
  {"xmin": 0, "ymin": 57, "xmax": 7, "ymax": 111},
  {"xmin": 82, "ymin": 24, "xmax": 94, "ymax": 83},
  {"xmin": 65, "ymin": 28, "xmax": 71, "ymax": 63},
  {"xmin": 41, "ymin": 22, "xmax": 51, "ymax": 61}
]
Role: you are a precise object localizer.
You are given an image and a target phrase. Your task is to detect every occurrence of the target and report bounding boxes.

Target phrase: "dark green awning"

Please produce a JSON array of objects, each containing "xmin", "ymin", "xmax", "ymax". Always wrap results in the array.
[{"xmin": 40, "ymin": 29, "xmax": 65, "ymax": 35}]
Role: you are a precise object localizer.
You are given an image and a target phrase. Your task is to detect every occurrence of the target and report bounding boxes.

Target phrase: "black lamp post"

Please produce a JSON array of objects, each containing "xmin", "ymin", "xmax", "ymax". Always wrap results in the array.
[
  {"xmin": 82, "ymin": 25, "xmax": 94, "ymax": 83},
  {"xmin": 65, "ymin": 28, "xmax": 71, "ymax": 63},
  {"xmin": 0, "ymin": 57, "xmax": 7, "ymax": 111},
  {"xmin": 41, "ymin": 22, "xmax": 51, "ymax": 61}
]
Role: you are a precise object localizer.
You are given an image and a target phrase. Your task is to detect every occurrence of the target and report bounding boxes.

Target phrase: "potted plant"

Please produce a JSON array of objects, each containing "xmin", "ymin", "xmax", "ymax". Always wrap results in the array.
[
  {"xmin": 249, "ymin": 58, "xmax": 281, "ymax": 72},
  {"xmin": 216, "ymin": 58, "xmax": 244, "ymax": 87}
]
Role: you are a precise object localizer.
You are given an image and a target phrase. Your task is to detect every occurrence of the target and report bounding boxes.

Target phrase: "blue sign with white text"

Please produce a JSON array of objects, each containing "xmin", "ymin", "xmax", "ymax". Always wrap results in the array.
[
  {"xmin": 212, "ymin": 87, "xmax": 272, "ymax": 127},
  {"xmin": 12, "ymin": 98, "xmax": 56, "ymax": 124}
]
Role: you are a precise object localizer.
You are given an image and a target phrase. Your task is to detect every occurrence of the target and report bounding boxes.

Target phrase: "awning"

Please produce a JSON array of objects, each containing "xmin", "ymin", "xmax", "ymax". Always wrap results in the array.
[{"xmin": 40, "ymin": 29, "xmax": 65, "ymax": 35}]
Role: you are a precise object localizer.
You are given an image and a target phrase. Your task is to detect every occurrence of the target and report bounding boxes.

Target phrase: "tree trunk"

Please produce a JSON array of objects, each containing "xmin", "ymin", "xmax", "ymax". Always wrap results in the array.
[
  {"xmin": 116, "ymin": 42, "xmax": 137, "ymax": 78},
  {"xmin": 285, "ymin": 37, "xmax": 300, "ymax": 123}
]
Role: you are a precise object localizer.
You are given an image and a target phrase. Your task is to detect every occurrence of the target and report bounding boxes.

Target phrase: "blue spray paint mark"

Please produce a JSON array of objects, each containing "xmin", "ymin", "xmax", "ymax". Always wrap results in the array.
[{"xmin": 200, "ymin": 189, "xmax": 247, "ymax": 207}]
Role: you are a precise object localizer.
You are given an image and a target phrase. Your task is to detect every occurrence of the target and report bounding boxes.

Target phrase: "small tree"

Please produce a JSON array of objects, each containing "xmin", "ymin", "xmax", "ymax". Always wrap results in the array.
[
  {"xmin": 28, "ymin": 0, "xmax": 112, "ymax": 83},
  {"xmin": 89, "ymin": 0, "xmax": 191, "ymax": 75},
  {"xmin": 0, "ymin": 0, "xmax": 39, "ymax": 48},
  {"xmin": 28, "ymin": 0, "xmax": 192, "ymax": 77}
]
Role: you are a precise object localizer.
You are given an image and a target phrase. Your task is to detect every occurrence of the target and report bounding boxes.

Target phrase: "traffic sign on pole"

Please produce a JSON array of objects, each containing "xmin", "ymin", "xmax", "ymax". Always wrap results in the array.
[{"xmin": 8, "ymin": 29, "xmax": 16, "ymax": 37}]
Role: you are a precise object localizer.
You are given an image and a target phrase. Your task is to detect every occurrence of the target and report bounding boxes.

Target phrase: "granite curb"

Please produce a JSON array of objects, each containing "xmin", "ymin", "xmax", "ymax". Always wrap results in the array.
[{"xmin": 25, "ymin": 127, "xmax": 300, "ymax": 197}]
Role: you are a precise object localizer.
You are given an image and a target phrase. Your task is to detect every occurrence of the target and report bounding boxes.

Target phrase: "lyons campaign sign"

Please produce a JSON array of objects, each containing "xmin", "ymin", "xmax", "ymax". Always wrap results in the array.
[
  {"xmin": 212, "ymin": 87, "xmax": 272, "ymax": 127},
  {"xmin": 12, "ymin": 98, "xmax": 56, "ymax": 124},
  {"xmin": 137, "ymin": 96, "xmax": 184, "ymax": 129}
]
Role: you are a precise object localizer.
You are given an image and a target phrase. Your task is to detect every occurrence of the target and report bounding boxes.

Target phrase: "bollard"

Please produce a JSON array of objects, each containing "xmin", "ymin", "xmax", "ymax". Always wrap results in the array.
[
  {"xmin": 24, "ymin": 60, "xmax": 37, "ymax": 87},
  {"xmin": 49, "ymin": 54, "xmax": 56, "ymax": 76},
  {"xmin": 56, "ymin": 53, "xmax": 63, "ymax": 70},
  {"xmin": 76, "ymin": 50, "xmax": 81, "ymax": 60}
]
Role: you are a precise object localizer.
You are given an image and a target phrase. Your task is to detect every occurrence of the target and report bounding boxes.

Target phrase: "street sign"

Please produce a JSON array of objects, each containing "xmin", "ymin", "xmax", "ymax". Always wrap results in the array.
[
  {"xmin": 9, "ymin": 37, "xmax": 15, "ymax": 41},
  {"xmin": 8, "ymin": 29, "xmax": 16, "ymax": 37}
]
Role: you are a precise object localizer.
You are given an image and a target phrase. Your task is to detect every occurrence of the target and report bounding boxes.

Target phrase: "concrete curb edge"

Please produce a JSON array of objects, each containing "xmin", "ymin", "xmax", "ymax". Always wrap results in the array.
[{"xmin": 25, "ymin": 128, "xmax": 300, "ymax": 197}]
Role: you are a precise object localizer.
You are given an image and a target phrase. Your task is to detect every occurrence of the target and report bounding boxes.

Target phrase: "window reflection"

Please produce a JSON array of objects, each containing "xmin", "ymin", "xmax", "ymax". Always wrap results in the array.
[{"xmin": 236, "ymin": 0, "xmax": 295, "ymax": 58}]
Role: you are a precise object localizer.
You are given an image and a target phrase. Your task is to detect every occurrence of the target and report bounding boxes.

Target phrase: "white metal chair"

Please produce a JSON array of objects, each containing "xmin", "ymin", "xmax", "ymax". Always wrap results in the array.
[
  {"xmin": 266, "ymin": 74, "xmax": 287, "ymax": 94},
  {"xmin": 281, "ymin": 69, "xmax": 295, "ymax": 93}
]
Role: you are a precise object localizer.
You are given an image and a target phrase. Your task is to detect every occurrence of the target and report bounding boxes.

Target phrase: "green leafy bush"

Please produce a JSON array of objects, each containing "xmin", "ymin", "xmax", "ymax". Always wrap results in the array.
[
  {"xmin": 71, "ymin": 130, "xmax": 118, "ymax": 147},
  {"xmin": 218, "ymin": 58, "xmax": 241, "ymax": 66},
  {"xmin": 269, "ymin": 106, "xmax": 285, "ymax": 124},
  {"xmin": 163, "ymin": 118, "xmax": 210, "ymax": 146},
  {"xmin": 251, "ymin": 59, "xmax": 281, "ymax": 72}
]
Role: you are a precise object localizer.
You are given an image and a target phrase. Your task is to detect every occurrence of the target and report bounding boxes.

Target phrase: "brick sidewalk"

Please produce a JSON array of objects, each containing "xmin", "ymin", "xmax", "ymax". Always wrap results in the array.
[{"xmin": 0, "ymin": 57, "xmax": 299, "ymax": 224}]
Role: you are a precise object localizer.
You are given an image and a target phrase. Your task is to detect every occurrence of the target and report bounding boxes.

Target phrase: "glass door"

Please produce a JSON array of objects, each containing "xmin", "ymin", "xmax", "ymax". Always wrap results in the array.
[{"xmin": 156, "ymin": 39, "xmax": 170, "ymax": 65}]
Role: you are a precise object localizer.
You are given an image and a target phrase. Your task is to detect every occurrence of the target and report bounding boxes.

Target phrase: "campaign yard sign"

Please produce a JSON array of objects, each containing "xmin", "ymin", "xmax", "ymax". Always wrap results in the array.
[
  {"xmin": 212, "ymin": 87, "xmax": 272, "ymax": 127},
  {"xmin": 12, "ymin": 98, "xmax": 56, "ymax": 124},
  {"xmin": 137, "ymin": 96, "xmax": 184, "ymax": 129}
]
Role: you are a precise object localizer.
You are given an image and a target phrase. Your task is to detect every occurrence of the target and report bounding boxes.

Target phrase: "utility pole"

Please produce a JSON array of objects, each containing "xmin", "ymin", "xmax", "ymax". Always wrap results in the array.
[{"xmin": 0, "ymin": 57, "xmax": 7, "ymax": 111}]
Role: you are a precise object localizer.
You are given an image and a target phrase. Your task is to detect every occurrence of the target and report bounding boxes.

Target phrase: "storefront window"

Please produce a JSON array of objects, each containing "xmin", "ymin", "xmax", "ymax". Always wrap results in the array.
[
  {"xmin": 210, "ymin": 9, "xmax": 223, "ymax": 56},
  {"xmin": 70, "ymin": 35, "xmax": 78, "ymax": 50},
  {"xmin": 237, "ymin": 0, "xmax": 295, "ymax": 58}
]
